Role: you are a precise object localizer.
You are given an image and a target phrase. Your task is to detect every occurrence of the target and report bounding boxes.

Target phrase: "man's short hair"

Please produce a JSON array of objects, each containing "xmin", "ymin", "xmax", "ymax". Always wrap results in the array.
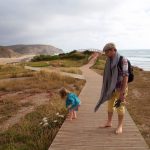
[{"xmin": 103, "ymin": 42, "xmax": 117, "ymax": 52}]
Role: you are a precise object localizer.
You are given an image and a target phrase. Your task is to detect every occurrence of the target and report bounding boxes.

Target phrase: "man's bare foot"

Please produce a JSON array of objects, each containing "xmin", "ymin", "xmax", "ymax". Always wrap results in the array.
[
  {"xmin": 99, "ymin": 122, "xmax": 112, "ymax": 128},
  {"xmin": 115, "ymin": 126, "xmax": 122, "ymax": 134}
]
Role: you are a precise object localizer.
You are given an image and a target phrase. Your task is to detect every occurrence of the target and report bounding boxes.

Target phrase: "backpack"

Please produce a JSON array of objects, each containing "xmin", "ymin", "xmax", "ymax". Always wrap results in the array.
[{"xmin": 118, "ymin": 56, "xmax": 134, "ymax": 83}]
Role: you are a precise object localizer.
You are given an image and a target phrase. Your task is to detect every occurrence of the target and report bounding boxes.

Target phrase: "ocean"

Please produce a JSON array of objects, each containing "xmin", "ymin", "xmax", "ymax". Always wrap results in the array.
[{"xmin": 119, "ymin": 49, "xmax": 150, "ymax": 71}]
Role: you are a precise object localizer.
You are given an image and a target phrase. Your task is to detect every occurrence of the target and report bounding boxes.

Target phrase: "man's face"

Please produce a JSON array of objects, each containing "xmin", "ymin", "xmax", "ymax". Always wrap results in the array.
[{"xmin": 104, "ymin": 48, "xmax": 116, "ymax": 58}]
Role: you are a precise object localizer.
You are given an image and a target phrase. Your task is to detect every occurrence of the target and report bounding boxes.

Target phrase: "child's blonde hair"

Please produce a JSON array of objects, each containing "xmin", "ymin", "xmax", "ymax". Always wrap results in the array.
[{"xmin": 59, "ymin": 87, "xmax": 70, "ymax": 98}]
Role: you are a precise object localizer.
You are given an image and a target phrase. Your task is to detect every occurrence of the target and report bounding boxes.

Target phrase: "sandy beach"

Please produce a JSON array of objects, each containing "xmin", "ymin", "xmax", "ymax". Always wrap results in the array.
[{"xmin": 0, "ymin": 55, "xmax": 35, "ymax": 65}]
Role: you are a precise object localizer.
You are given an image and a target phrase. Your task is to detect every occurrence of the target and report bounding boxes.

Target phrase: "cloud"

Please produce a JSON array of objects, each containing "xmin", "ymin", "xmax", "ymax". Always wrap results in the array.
[{"xmin": 0, "ymin": 0, "xmax": 150, "ymax": 50}]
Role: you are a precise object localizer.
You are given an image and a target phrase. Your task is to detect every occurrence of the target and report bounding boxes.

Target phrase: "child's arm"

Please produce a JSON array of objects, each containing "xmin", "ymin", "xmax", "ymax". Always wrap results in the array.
[{"xmin": 67, "ymin": 104, "xmax": 72, "ymax": 110}]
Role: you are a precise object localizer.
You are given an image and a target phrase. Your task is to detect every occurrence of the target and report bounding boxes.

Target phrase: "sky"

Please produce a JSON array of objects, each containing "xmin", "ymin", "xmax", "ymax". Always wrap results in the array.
[{"xmin": 0, "ymin": 0, "xmax": 150, "ymax": 51}]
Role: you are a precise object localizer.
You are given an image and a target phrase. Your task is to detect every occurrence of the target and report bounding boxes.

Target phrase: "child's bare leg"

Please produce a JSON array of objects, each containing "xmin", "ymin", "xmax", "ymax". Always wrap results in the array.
[
  {"xmin": 73, "ymin": 111, "xmax": 77, "ymax": 119},
  {"xmin": 68, "ymin": 110, "xmax": 73, "ymax": 120}
]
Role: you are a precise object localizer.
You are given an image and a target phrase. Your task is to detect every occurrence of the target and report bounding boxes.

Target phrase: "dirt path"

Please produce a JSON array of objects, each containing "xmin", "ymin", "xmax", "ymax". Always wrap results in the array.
[{"xmin": 0, "ymin": 93, "xmax": 50, "ymax": 132}]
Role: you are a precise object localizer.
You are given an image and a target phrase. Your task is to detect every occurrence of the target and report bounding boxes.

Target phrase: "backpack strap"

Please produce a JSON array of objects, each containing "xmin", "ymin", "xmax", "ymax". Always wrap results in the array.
[{"xmin": 118, "ymin": 56, "xmax": 123, "ymax": 71}]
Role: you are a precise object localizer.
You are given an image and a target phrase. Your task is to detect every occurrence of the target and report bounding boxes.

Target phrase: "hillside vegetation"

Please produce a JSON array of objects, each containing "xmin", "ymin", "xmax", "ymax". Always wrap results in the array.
[{"xmin": 29, "ymin": 50, "xmax": 93, "ymax": 67}]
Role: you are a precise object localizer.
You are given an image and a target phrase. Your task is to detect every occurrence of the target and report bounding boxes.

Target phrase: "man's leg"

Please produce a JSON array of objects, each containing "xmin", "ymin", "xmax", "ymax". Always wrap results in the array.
[
  {"xmin": 105, "ymin": 112, "xmax": 113, "ymax": 127},
  {"xmin": 116, "ymin": 88, "xmax": 128, "ymax": 134},
  {"xmin": 100, "ymin": 93, "xmax": 115, "ymax": 127},
  {"xmin": 115, "ymin": 114, "xmax": 124, "ymax": 134},
  {"xmin": 116, "ymin": 104, "xmax": 125, "ymax": 134}
]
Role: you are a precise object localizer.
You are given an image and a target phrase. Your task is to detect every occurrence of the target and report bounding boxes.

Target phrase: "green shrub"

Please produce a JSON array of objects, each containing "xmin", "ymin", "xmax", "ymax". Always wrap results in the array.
[{"xmin": 31, "ymin": 55, "xmax": 59, "ymax": 62}]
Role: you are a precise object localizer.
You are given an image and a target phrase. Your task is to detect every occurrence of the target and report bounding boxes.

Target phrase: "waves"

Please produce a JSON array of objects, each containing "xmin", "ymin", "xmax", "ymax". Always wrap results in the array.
[{"xmin": 119, "ymin": 49, "xmax": 150, "ymax": 71}]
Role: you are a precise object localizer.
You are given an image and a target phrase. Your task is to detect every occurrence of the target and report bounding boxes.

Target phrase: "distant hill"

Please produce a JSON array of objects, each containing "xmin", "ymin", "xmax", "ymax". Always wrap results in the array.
[
  {"xmin": 0, "ymin": 44, "xmax": 63, "ymax": 58},
  {"xmin": 6, "ymin": 44, "xmax": 63, "ymax": 55},
  {"xmin": 0, "ymin": 46, "xmax": 20, "ymax": 58}
]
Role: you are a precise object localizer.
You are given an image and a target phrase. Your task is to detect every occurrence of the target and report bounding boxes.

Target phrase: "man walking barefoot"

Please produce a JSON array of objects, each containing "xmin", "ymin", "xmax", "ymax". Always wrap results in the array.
[{"xmin": 95, "ymin": 42, "xmax": 129, "ymax": 134}]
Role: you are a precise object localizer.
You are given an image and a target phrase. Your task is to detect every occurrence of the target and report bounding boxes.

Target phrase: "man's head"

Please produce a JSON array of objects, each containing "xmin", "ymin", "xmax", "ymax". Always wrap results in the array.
[{"xmin": 103, "ymin": 42, "xmax": 117, "ymax": 58}]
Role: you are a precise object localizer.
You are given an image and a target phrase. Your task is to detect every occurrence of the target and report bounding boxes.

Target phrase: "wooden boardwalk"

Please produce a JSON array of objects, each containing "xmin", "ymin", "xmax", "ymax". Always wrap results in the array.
[{"xmin": 48, "ymin": 59, "xmax": 149, "ymax": 150}]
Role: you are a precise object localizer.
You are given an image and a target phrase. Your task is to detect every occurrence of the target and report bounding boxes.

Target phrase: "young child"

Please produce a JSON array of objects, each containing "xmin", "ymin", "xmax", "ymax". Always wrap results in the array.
[{"xmin": 59, "ymin": 88, "xmax": 81, "ymax": 121}]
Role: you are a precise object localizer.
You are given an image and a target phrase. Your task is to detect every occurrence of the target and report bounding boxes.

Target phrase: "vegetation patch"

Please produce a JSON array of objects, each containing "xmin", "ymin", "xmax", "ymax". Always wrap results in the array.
[
  {"xmin": 0, "ymin": 70, "xmax": 86, "ymax": 150},
  {"xmin": 0, "ymin": 95, "xmax": 67, "ymax": 150},
  {"xmin": 30, "ymin": 50, "xmax": 93, "ymax": 68},
  {"xmin": 26, "ymin": 61, "xmax": 50, "ymax": 67},
  {"xmin": 126, "ymin": 68, "xmax": 150, "ymax": 147},
  {"xmin": 0, "ymin": 64, "xmax": 34, "ymax": 79}
]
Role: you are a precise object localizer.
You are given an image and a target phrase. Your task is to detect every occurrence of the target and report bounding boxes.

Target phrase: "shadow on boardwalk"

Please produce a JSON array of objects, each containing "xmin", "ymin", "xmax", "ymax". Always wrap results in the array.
[{"xmin": 48, "ymin": 58, "xmax": 149, "ymax": 150}]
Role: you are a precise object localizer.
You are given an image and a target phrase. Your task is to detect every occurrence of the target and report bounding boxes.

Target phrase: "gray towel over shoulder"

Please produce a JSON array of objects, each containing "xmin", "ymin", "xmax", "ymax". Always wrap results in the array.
[{"xmin": 94, "ymin": 52, "xmax": 120, "ymax": 112}]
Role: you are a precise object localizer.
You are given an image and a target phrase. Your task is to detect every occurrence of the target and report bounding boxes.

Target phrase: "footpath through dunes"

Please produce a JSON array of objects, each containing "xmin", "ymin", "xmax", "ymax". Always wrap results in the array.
[{"xmin": 48, "ymin": 58, "xmax": 149, "ymax": 150}]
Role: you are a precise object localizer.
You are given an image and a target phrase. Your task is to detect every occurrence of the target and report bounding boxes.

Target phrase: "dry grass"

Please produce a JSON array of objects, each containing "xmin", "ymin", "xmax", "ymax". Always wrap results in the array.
[
  {"xmin": 0, "ymin": 71, "xmax": 85, "ymax": 92},
  {"xmin": 26, "ymin": 58, "xmax": 88, "ymax": 68},
  {"xmin": 0, "ymin": 70, "xmax": 85, "ymax": 123},
  {"xmin": 0, "ymin": 94, "xmax": 67, "ymax": 150},
  {"xmin": 0, "ymin": 64, "xmax": 34, "ymax": 79},
  {"xmin": 26, "ymin": 61, "xmax": 50, "ymax": 67},
  {"xmin": 126, "ymin": 68, "xmax": 150, "ymax": 147},
  {"xmin": 60, "ymin": 67, "xmax": 82, "ymax": 75},
  {"xmin": 0, "ymin": 70, "xmax": 86, "ymax": 149},
  {"xmin": 0, "ymin": 93, "xmax": 33, "ymax": 124},
  {"xmin": 45, "ymin": 59, "xmax": 88, "ymax": 67}
]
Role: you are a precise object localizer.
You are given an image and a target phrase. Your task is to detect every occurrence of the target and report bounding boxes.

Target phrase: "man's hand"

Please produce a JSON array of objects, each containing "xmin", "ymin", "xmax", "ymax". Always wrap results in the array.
[
  {"xmin": 119, "ymin": 92, "xmax": 125, "ymax": 101},
  {"xmin": 119, "ymin": 92, "xmax": 129, "ymax": 105}
]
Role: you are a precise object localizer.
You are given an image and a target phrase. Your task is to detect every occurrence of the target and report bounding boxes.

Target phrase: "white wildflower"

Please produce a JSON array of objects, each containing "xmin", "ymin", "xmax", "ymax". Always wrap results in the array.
[
  {"xmin": 43, "ymin": 122, "xmax": 49, "ymax": 127},
  {"xmin": 39, "ymin": 122, "xmax": 43, "ymax": 125},
  {"xmin": 53, "ymin": 120, "xmax": 58, "ymax": 123},
  {"xmin": 58, "ymin": 115, "xmax": 64, "ymax": 118},
  {"xmin": 42, "ymin": 117, "xmax": 47, "ymax": 122},
  {"xmin": 56, "ymin": 112, "xmax": 59, "ymax": 116},
  {"xmin": 43, "ymin": 120, "xmax": 48, "ymax": 123}
]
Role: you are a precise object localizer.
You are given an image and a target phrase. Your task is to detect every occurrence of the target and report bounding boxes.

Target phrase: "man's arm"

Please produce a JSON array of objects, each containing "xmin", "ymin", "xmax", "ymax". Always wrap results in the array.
[
  {"xmin": 119, "ymin": 75, "xmax": 128, "ymax": 101},
  {"xmin": 119, "ymin": 57, "xmax": 129, "ymax": 101}
]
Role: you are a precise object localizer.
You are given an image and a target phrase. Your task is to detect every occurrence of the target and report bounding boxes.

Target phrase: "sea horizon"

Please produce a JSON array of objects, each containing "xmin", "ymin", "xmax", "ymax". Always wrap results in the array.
[{"xmin": 119, "ymin": 49, "xmax": 150, "ymax": 71}]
